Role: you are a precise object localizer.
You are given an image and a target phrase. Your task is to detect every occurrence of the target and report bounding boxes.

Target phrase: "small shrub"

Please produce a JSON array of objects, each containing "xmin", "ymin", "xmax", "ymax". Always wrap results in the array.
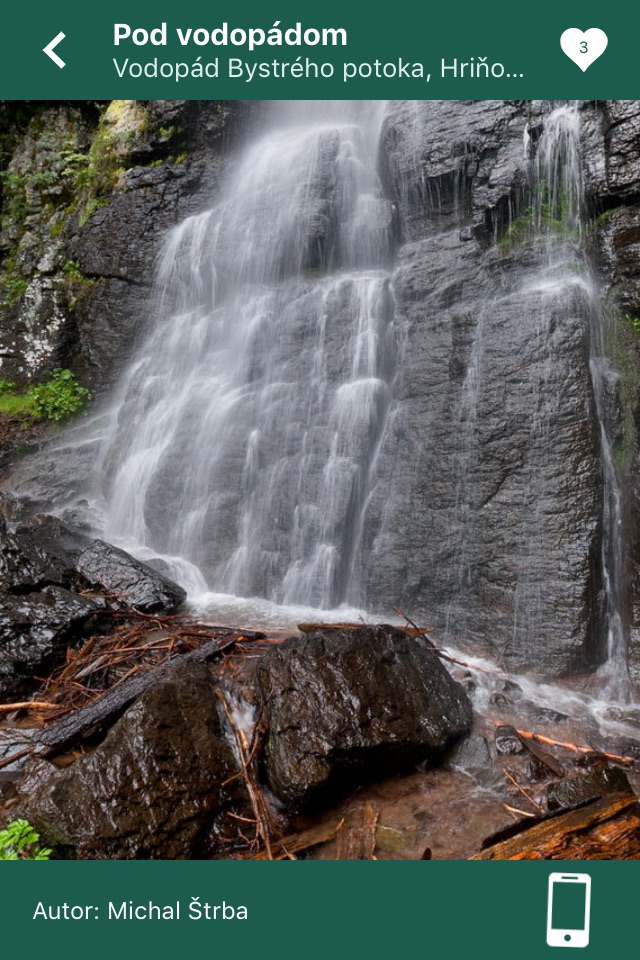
[
  {"xmin": 28, "ymin": 369, "xmax": 91, "ymax": 422},
  {"xmin": 0, "ymin": 819, "xmax": 52, "ymax": 860}
]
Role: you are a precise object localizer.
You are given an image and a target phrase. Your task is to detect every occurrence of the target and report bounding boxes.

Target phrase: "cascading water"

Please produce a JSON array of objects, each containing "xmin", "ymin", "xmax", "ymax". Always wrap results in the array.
[
  {"xmin": 98, "ymin": 101, "xmax": 397, "ymax": 619},
  {"xmin": 84, "ymin": 100, "xmax": 630, "ymax": 697},
  {"xmin": 534, "ymin": 104, "xmax": 629, "ymax": 699}
]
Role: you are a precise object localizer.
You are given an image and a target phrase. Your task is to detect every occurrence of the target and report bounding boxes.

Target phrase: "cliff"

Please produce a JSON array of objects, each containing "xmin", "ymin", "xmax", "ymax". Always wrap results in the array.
[{"xmin": 0, "ymin": 100, "xmax": 639, "ymax": 680}]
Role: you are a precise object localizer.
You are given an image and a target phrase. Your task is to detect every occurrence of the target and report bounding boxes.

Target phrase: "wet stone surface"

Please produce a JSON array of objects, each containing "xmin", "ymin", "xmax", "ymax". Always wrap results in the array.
[
  {"xmin": 18, "ymin": 662, "xmax": 248, "ymax": 859},
  {"xmin": 75, "ymin": 539, "xmax": 186, "ymax": 613},
  {"xmin": 255, "ymin": 624, "xmax": 473, "ymax": 810}
]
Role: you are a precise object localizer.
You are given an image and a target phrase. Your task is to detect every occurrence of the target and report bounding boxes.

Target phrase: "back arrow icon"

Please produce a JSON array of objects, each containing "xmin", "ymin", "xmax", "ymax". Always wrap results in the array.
[{"xmin": 43, "ymin": 32, "xmax": 66, "ymax": 68}]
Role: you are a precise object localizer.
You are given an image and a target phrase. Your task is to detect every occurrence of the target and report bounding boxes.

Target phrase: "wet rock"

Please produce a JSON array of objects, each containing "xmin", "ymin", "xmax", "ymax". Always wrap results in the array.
[
  {"xmin": 446, "ymin": 732, "xmax": 504, "ymax": 792},
  {"xmin": 0, "ymin": 727, "xmax": 38, "ymax": 782},
  {"xmin": 75, "ymin": 539, "xmax": 186, "ymax": 613},
  {"xmin": 605, "ymin": 707, "xmax": 640, "ymax": 729},
  {"xmin": 0, "ymin": 520, "xmax": 75, "ymax": 594},
  {"xmin": 488, "ymin": 692, "xmax": 513, "ymax": 711},
  {"xmin": 0, "ymin": 586, "xmax": 101, "ymax": 703},
  {"xmin": 15, "ymin": 514, "xmax": 90, "ymax": 564},
  {"xmin": 447, "ymin": 733, "xmax": 492, "ymax": 769},
  {"xmin": 495, "ymin": 725, "xmax": 525, "ymax": 755},
  {"xmin": 547, "ymin": 766, "xmax": 633, "ymax": 812},
  {"xmin": 19, "ymin": 662, "xmax": 246, "ymax": 859},
  {"xmin": 14, "ymin": 756, "xmax": 60, "ymax": 797},
  {"xmin": 363, "ymin": 101, "xmax": 604, "ymax": 677},
  {"xmin": 255, "ymin": 625, "xmax": 473, "ymax": 810}
]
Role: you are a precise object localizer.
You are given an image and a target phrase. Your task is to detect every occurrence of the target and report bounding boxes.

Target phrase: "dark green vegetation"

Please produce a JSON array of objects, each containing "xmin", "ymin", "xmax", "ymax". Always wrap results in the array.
[
  {"xmin": 0, "ymin": 819, "xmax": 52, "ymax": 860},
  {"xmin": 0, "ymin": 369, "xmax": 90, "ymax": 422}
]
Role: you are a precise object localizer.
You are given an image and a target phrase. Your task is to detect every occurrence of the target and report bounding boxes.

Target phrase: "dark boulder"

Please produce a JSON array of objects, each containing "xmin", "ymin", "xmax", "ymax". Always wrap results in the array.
[
  {"xmin": 254, "ymin": 624, "xmax": 473, "ymax": 810},
  {"xmin": 19, "ymin": 662, "xmax": 247, "ymax": 859},
  {"xmin": 0, "ymin": 586, "xmax": 101, "ymax": 702},
  {"xmin": 15, "ymin": 513, "xmax": 90, "ymax": 563},
  {"xmin": 75, "ymin": 539, "xmax": 186, "ymax": 613},
  {"xmin": 546, "ymin": 765, "xmax": 633, "ymax": 812},
  {"xmin": 0, "ymin": 518, "xmax": 78, "ymax": 594}
]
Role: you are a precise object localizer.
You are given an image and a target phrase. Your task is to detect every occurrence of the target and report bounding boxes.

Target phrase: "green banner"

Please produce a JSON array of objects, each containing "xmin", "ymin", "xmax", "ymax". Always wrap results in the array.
[
  {"xmin": 1, "ymin": 861, "xmax": 636, "ymax": 957},
  {"xmin": 0, "ymin": 0, "xmax": 634, "ymax": 98}
]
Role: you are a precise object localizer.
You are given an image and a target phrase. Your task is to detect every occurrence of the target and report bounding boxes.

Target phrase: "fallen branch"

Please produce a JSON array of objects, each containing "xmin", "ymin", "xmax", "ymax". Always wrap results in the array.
[
  {"xmin": 0, "ymin": 701, "xmax": 59, "ymax": 712},
  {"xmin": 216, "ymin": 690, "xmax": 274, "ymax": 859},
  {"xmin": 503, "ymin": 767, "xmax": 544, "ymax": 814},
  {"xmin": 0, "ymin": 745, "xmax": 35, "ymax": 771},
  {"xmin": 249, "ymin": 820, "xmax": 344, "ymax": 860},
  {"xmin": 490, "ymin": 721, "xmax": 637, "ymax": 766},
  {"xmin": 36, "ymin": 632, "xmax": 238, "ymax": 757}
]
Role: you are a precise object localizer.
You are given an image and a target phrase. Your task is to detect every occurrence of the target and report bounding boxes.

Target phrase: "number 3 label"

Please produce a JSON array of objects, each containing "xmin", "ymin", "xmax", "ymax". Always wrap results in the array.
[{"xmin": 560, "ymin": 28, "xmax": 608, "ymax": 71}]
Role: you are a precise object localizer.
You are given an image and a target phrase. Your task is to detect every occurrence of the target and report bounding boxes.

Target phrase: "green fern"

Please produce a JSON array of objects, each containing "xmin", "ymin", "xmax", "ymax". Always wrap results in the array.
[{"xmin": 0, "ymin": 819, "xmax": 52, "ymax": 860}]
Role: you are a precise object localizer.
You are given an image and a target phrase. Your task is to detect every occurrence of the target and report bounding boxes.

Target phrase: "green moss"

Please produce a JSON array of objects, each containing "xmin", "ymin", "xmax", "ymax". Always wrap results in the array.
[
  {"xmin": 0, "ymin": 275, "xmax": 28, "ymax": 305},
  {"xmin": 593, "ymin": 206, "xmax": 624, "ymax": 229},
  {"xmin": 146, "ymin": 152, "xmax": 188, "ymax": 169},
  {"xmin": 0, "ymin": 391, "xmax": 37, "ymax": 417},
  {"xmin": 158, "ymin": 125, "xmax": 183, "ymax": 140},
  {"xmin": 49, "ymin": 218, "xmax": 64, "ymax": 239},
  {"xmin": 499, "ymin": 211, "xmax": 535, "ymax": 252},
  {"xmin": 78, "ymin": 196, "xmax": 109, "ymax": 228}
]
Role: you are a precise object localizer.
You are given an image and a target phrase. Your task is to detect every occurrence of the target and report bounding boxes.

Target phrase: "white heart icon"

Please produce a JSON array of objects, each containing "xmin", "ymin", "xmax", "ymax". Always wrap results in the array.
[{"xmin": 560, "ymin": 28, "xmax": 608, "ymax": 71}]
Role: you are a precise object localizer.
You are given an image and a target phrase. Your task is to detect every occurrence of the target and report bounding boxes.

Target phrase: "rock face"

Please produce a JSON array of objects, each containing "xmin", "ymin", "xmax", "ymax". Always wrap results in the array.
[
  {"xmin": 0, "ymin": 586, "xmax": 99, "ymax": 702},
  {"xmin": 76, "ymin": 539, "xmax": 186, "ymax": 612},
  {"xmin": 0, "ymin": 100, "xmax": 248, "ymax": 393},
  {"xmin": 0, "ymin": 514, "xmax": 84, "ymax": 592},
  {"xmin": 0, "ymin": 514, "xmax": 184, "ymax": 701},
  {"xmin": 580, "ymin": 101, "xmax": 640, "ymax": 679},
  {"xmin": 254, "ymin": 625, "xmax": 473, "ymax": 810},
  {"xmin": 1, "ymin": 101, "xmax": 639, "ymax": 681},
  {"xmin": 358, "ymin": 100, "xmax": 604, "ymax": 676},
  {"xmin": 20, "ymin": 662, "xmax": 246, "ymax": 859}
]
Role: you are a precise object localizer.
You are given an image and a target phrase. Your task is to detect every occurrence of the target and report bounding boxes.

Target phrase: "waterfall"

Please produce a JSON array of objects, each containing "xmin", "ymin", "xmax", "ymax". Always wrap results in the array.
[
  {"xmin": 98, "ymin": 101, "xmax": 397, "ymax": 616},
  {"xmin": 84, "ymin": 99, "xmax": 629, "ymax": 692},
  {"xmin": 536, "ymin": 104, "xmax": 629, "ymax": 699}
]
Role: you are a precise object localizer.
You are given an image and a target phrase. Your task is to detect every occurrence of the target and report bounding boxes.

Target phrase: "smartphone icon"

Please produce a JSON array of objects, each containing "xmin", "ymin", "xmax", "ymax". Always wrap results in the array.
[{"xmin": 547, "ymin": 873, "xmax": 591, "ymax": 948}]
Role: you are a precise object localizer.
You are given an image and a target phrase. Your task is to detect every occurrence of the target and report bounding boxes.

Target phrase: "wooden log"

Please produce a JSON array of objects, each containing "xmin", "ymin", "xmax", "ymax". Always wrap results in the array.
[
  {"xmin": 35, "ymin": 633, "xmax": 238, "ymax": 758},
  {"xmin": 471, "ymin": 794, "xmax": 640, "ymax": 860},
  {"xmin": 249, "ymin": 820, "xmax": 344, "ymax": 860},
  {"xmin": 336, "ymin": 802, "xmax": 379, "ymax": 860}
]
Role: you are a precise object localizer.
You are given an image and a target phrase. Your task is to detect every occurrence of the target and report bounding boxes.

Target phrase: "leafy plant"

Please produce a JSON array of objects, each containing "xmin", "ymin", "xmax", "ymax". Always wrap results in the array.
[
  {"xmin": 0, "ymin": 819, "xmax": 52, "ymax": 860},
  {"xmin": 158, "ymin": 125, "xmax": 183, "ymax": 140},
  {"xmin": 623, "ymin": 314, "xmax": 640, "ymax": 338},
  {"xmin": 0, "ymin": 274, "xmax": 29, "ymax": 306},
  {"xmin": 61, "ymin": 259, "xmax": 86, "ymax": 282},
  {"xmin": 28, "ymin": 369, "xmax": 91, "ymax": 422}
]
